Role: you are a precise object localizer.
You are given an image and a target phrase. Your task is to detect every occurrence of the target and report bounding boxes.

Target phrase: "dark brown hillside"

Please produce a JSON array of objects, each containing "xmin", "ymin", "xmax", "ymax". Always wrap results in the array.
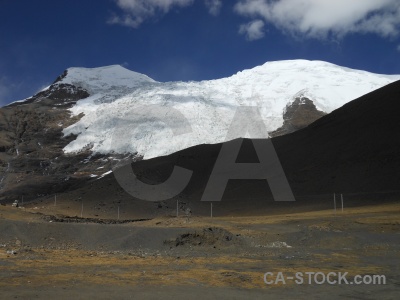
[{"xmin": 273, "ymin": 79, "xmax": 400, "ymax": 195}]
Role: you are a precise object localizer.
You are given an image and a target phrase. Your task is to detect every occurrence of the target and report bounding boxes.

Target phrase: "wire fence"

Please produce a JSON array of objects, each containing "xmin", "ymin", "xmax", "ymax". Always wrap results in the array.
[{"xmin": 4, "ymin": 189, "xmax": 399, "ymax": 220}]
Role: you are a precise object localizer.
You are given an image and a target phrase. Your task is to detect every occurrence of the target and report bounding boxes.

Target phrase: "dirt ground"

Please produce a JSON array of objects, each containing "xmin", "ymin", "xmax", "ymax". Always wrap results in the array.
[{"xmin": 0, "ymin": 202, "xmax": 399, "ymax": 299}]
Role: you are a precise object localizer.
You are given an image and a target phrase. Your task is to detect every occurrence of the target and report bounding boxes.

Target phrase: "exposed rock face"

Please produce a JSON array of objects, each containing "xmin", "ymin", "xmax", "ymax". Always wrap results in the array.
[
  {"xmin": 0, "ymin": 78, "xmax": 112, "ymax": 202},
  {"xmin": 7, "ymin": 73, "xmax": 89, "ymax": 108},
  {"xmin": 33, "ymin": 83, "xmax": 89, "ymax": 103},
  {"xmin": 270, "ymin": 96, "xmax": 326, "ymax": 137}
]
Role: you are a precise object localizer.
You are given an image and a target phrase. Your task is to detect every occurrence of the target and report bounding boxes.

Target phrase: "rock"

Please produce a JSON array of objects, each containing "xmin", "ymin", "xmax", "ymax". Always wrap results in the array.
[
  {"xmin": 269, "ymin": 96, "xmax": 326, "ymax": 137},
  {"xmin": 0, "ymin": 81, "xmax": 115, "ymax": 203}
]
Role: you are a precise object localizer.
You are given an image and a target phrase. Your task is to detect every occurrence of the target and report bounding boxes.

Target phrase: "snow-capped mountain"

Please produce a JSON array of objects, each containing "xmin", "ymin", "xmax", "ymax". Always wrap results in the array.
[
  {"xmin": 1, "ymin": 59, "xmax": 400, "ymax": 202},
  {"xmin": 50, "ymin": 60, "xmax": 400, "ymax": 159}
]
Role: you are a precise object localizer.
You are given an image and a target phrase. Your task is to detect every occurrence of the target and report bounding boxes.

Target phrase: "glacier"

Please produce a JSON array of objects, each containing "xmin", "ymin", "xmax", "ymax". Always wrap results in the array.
[{"xmin": 53, "ymin": 60, "xmax": 400, "ymax": 159}]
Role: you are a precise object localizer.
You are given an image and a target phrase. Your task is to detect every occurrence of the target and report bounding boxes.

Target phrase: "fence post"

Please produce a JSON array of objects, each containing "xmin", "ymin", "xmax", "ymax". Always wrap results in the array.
[
  {"xmin": 341, "ymin": 194, "xmax": 344, "ymax": 212},
  {"xmin": 334, "ymin": 193, "xmax": 336, "ymax": 214}
]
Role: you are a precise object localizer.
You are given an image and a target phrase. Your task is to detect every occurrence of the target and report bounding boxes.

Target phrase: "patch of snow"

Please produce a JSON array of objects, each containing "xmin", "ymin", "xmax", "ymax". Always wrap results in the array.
[
  {"xmin": 5, "ymin": 97, "xmax": 32, "ymax": 107},
  {"xmin": 97, "ymin": 170, "xmax": 113, "ymax": 179},
  {"xmin": 264, "ymin": 241, "xmax": 292, "ymax": 248}
]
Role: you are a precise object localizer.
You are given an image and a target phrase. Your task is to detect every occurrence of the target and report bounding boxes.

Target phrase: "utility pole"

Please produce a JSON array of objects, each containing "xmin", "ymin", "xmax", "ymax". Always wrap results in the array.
[
  {"xmin": 118, "ymin": 206, "xmax": 120, "ymax": 220},
  {"xmin": 54, "ymin": 194, "xmax": 57, "ymax": 206},
  {"xmin": 176, "ymin": 200, "xmax": 179, "ymax": 217},
  {"xmin": 334, "ymin": 193, "xmax": 336, "ymax": 214},
  {"xmin": 80, "ymin": 201, "xmax": 83, "ymax": 218},
  {"xmin": 341, "ymin": 194, "xmax": 344, "ymax": 212},
  {"xmin": 211, "ymin": 202, "xmax": 213, "ymax": 218}
]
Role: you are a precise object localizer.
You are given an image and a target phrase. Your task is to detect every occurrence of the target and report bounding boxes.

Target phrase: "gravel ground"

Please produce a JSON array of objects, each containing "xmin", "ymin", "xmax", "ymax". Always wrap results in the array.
[{"xmin": 0, "ymin": 203, "xmax": 399, "ymax": 299}]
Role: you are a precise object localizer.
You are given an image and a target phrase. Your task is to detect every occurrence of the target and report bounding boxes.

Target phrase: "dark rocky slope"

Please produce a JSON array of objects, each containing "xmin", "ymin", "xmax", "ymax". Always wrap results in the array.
[{"xmin": 0, "ymin": 73, "xmax": 114, "ymax": 202}]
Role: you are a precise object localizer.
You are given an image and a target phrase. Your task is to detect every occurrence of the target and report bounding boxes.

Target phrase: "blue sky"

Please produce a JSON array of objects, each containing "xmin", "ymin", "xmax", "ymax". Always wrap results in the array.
[{"xmin": 1, "ymin": 0, "xmax": 400, "ymax": 105}]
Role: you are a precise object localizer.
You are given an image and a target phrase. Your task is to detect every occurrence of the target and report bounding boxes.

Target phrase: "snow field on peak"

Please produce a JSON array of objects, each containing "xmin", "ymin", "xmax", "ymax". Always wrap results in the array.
[
  {"xmin": 61, "ymin": 65, "xmax": 156, "ymax": 92},
  {"xmin": 60, "ymin": 61, "xmax": 400, "ymax": 159}
]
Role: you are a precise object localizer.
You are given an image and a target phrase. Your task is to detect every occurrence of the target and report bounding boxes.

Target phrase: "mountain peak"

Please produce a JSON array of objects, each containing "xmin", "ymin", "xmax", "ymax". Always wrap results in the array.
[{"xmin": 55, "ymin": 64, "xmax": 156, "ymax": 94}]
